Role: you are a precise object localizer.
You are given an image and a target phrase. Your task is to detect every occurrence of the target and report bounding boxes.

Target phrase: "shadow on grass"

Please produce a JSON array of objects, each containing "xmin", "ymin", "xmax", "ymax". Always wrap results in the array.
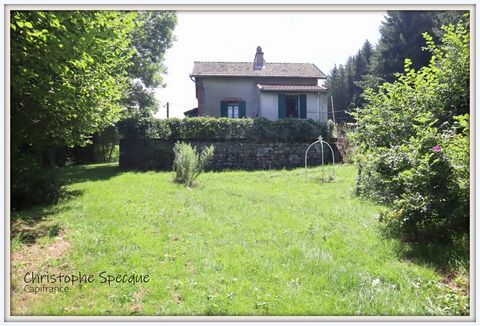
[
  {"xmin": 400, "ymin": 234, "xmax": 470, "ymax": 275},
  {"xmin": 10, "ymin": 189, "xmax": 84, "ymax": 245},
  {"xmin": 381, "ymin": 224, "xmax": 470, "ymax": 276},
  {"xmin": 11, "ymin": 163, "xmax": 122, "ymax": 246},
  {"xmin": 60, "ymin": 163, "xmax": 122, "ymax": 185}
]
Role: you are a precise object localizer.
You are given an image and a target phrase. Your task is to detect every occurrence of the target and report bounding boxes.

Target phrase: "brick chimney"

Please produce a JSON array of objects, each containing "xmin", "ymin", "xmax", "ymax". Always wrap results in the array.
[{"xmin": 253, "ymin": 46, "xmax": 265, "ymax": 70}]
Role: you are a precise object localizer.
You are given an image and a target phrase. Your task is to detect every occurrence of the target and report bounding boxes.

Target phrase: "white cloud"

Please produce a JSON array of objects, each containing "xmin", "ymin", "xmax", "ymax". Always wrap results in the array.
[{"xmin": 156, "ymin": 10, "xmax": 385, "ymax": 118}]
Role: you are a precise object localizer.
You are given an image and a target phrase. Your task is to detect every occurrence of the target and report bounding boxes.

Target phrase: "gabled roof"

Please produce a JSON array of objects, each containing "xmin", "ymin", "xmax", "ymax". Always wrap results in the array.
[
  {"xmin": 192, "ymin": 62, "xmax": 326, "ymax": 78},
  {"xmin": 257, "ymin": 84, "xmax": 328, "ymax": 93}
]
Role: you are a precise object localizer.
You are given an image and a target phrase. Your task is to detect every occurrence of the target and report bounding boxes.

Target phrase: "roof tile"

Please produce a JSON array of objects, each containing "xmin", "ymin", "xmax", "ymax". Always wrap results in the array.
[
  {"xmin": 257, "ymin": 84, "xmax": 327, "ymax": 92},
  {"xmin": 192, "ymin": 62, "xmax": 326, "ymax": 78}
]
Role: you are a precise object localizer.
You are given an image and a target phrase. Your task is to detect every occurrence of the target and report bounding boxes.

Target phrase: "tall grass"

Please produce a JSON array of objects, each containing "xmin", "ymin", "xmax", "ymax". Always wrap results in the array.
[{"xmin": 172, "ymin": 142, "xmax": 214, "ymax": 187}]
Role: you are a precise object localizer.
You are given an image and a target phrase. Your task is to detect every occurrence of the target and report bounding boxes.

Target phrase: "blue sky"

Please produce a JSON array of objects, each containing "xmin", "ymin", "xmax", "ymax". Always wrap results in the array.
[{"xmin": 155, "ymin": 11, "xmax": 386, "ymax": 118}]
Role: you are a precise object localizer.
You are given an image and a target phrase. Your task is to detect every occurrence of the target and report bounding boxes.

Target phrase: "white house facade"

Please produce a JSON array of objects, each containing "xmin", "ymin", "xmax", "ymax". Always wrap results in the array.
[{"xmin": 189, "ymin": 47, "xmax": 328, "ymax": 121}]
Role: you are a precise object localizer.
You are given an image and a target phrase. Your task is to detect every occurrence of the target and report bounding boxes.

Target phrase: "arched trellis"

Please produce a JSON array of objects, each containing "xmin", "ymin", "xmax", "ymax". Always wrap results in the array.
[{"xmin": 305, "ymin": 135, "xmax": 335, "ymax": 168}]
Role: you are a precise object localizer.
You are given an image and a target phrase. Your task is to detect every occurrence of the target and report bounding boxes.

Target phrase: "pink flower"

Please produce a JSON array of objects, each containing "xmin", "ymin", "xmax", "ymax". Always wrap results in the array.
[{"xmin": 432, "ymin": 145, "xmax": 442, "ymax": 152}]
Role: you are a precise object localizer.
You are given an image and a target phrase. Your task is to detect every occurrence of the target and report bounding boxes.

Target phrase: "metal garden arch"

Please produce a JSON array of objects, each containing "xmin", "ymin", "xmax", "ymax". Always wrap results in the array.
[{"xmin": 304, "ymin": 135, "xmax": 335, "ymax": 168}]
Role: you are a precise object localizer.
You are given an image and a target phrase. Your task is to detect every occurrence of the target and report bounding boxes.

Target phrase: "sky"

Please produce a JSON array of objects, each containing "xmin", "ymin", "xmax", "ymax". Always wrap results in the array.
[{"xmin": 155, "ymin": 11, "xmax": 386, "ymax": 118}]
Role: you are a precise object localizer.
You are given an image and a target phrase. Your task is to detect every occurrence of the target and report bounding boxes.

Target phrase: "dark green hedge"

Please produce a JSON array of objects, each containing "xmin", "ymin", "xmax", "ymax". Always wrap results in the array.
[{"xmin": 118, "ymin": 117, "xmax": 333, "ymax": 143}]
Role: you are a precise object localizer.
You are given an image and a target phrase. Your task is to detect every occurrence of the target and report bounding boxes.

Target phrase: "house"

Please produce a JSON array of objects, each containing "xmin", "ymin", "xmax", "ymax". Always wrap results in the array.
[{"xmin": 190, "ymin": 46, "xmax": 328, "ymax": 121}]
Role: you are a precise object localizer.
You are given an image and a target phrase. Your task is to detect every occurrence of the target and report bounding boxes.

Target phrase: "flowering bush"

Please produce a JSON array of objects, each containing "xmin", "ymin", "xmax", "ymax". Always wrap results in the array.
[{"xmin": 353, "ymin": 20, "xmax": 469, "ymax": 241}]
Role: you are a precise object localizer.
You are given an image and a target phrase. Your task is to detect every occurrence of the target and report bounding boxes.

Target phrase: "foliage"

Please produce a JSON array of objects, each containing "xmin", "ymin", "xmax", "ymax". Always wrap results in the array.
[
  {"xmin": 352, "ymin": 19, "xmax": 470, "ymax": 241},
  {"xmin": 362, "ymin": 10, "xmax": 468, "ymax": 89},
  {"xmin": 326, "ymin": 11, "xmax": 468, "ymax": 121},
  {"xmin": 326, "ymin": 40, "xmax": 373, "ymax": 122},
  {"xmin": 118, "ymin": 117, "xmax": 332, "ymax": 143},
  {"xmin": 11, "ymin": 11, "xmax": 139, "ymax": 209},
  {"xmin": 11, "ymin": 11, "xmax": 177, "ymax": 209},
  {"xmin": 123, "ymin": 11, "xmax": 177, "ymax": 118},
  {"xmin": 92, "ymin": 126, "xmax": 120, "ymax": 163},
  {"xmin": 172, "ymin": 142, "xmax": 214, "ymax": 187},
  {"xmin": 334, "ymin": 123, "xmax": 356, "ymax": 164},
  {"xmin": 11, "ymin": 156, "xmax": 62, "ymax": 210},
  {"xmin": 11, "ymin": 11, "xmax": 136, "ymax": 151}
]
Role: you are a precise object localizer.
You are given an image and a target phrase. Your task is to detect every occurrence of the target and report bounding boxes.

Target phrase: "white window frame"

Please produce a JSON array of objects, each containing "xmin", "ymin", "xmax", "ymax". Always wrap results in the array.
[{"xmin": 227, "ymin": 102, "xmax": 240, "ymax": 119}]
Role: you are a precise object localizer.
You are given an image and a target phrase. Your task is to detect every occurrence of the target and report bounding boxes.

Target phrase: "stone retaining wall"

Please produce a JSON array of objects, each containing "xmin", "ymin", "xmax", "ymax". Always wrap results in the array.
[{"xmin": 119, "ymin": 139, "xmax": 341, "ymax": 171}]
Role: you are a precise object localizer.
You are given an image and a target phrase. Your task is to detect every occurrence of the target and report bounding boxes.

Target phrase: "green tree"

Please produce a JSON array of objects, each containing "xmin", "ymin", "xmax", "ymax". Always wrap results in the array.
[
  {"xmin": 11, "ymin": 11, "xmax": 137, "ymax": 156},
  {"xmin": 351, "ymin": 40, "xmax": 373, "ymax": 108},
  {"xmin": 124, "ymin": 11, "xmax": 177, "ymax": 118},
  {"xmin": 326, "ymin": 11, "xmax": 467, "ymax": 122},
  {"xmin": 362, "ymin": 10, "xmax": 468, "ymax": 90},
  {"xmin": 326, "ymin": 40, "xmax": 373, "ymax": 121},
  {"xmin": 352, "ymin": 18, "xmax": 470, "ymax": 240},
  {"xmin": 11, "ymin": 11, "xmax": 138, "ymax": 208}
]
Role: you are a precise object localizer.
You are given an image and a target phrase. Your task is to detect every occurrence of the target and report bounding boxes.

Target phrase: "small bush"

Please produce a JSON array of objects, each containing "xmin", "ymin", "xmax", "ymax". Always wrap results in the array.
[
  {"xmin": 172, "ymin": 142, "xmax": 214, "ymax": 187},
  {"xmin": 11, "ymin": 155, "xmax": 63, "ymax": 210}
]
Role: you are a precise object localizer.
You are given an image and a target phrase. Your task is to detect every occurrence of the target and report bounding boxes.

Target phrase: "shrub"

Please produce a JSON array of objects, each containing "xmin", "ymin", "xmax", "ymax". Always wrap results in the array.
[
  {"xmin": 118, "ymin": 117, "xmax": 332, "ymax": 143},
  {"xmin": 352, "ymin": 19, "xmax": 469, "ymax": 241},
  {"xmin": 11, "ymin": 154, "xmax": 63, "ymax": 210},
  {"xmin": 172, "ymin": 142, "xmax": 214, "ymax": 187}
]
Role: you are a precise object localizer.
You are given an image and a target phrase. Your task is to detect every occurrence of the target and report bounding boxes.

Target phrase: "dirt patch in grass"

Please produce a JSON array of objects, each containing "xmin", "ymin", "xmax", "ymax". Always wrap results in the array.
[
  {"xmin": 10, "ymin": 229, "xmax": 70, "ymax": 316},
  {"xmin": 131, "ymin": 289, "xmax": 147, "ymax": 315},
  {"xmin": 172, "ymin": 291, "xmax": 183, "ymax": 305}
]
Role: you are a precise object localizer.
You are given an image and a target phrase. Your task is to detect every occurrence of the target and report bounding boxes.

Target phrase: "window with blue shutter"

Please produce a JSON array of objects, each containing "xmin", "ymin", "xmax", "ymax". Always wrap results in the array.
[
  {"xmin": 239, "ymin": 101, "xmax": 246, "ymax": 118},
  {"xmin": 220, "ymin": 101, "xmax": 228, "ymax": 117},
  {"xmin": 299, "ymin": 94, "xmax": 307, "ymax": 119},
  {"xmin": 221, "ymin": 100, "xmax": 246, "ymax": 118},
  {"xmin": 278, "ymin": 94, "xmax": 286, "ymax": 119}
]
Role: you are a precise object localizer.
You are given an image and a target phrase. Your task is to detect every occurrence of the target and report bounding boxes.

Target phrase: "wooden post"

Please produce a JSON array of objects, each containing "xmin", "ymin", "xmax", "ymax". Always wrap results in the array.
[
  {"xmin": 330, "ymin": 96, "xmax": 336, "ymax": 123},
  {"xmin": 166, "ymin": 102, "xmax": 170, "ymax": 118}
]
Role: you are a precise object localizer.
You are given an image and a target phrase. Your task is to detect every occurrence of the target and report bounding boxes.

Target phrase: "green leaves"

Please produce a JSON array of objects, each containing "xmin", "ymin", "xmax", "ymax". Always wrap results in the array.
[
  {"xmin": 11, "ymin": 11, "xmax": 138, "ymax": 152},
  {"xmin": 118, "ymin": 117, "xmax": 332, "ymax": 144},
  {"xmin": 354, "ymin": 17, "xmax": 470, "ymax": 241}
]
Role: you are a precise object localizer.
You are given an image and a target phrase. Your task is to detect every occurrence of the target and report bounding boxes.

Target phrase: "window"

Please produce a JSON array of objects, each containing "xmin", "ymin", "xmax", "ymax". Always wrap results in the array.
[
  {"xmin": 227, "ymin": 102, "xmax": 240, "ymax": 118},
  {"xmin": 278, "ymin": 94, "xmax": 307, "ymax": 119},
  {"xmin": 221, "ymin": 100, "xmax": 246, "ymax": 118},
  {"xmin": 285, "ymin": 95, "xmax": 299, "ymax": 118}
]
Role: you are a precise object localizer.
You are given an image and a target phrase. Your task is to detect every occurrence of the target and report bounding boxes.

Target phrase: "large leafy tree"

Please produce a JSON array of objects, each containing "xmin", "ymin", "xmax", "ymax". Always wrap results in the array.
[
  {"xmin": 10, "ymin": 11, "xmax": 140, "ymax": 208},
  {"xmin": 123, "ymin": 11, "xmax": 176, "ymax": 118},
  {"xmin": 11, "ymin": 11, "xmax": 137, "ymax": 155}
]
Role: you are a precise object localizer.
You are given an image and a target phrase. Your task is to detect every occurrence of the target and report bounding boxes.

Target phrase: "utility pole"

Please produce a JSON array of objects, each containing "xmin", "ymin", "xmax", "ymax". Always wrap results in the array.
[
  {"xmin": 330, "ymin": 96, "xmax": 336, "ymax": 123},
  {"xmin": 166, "ymin": 102, "xmax": 170, "ymax": 119}
]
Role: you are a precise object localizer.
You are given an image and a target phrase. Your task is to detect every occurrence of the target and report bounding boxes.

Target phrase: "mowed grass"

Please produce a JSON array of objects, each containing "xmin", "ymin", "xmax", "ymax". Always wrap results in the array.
[{"xmin": 10, "ymin": 164, "xmax": 465, "ymax": 316}]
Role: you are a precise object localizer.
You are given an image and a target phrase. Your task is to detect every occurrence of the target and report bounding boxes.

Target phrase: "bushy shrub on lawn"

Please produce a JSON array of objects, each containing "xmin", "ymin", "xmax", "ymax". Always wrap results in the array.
[
  {"xmin": 352, "ymin": 20, "xmax": 470, "ymax": 241},
  {"xmin": 172, "ymin": 142, "xmax": 214, "ymax": 187},
  {"xmin": 118, "ymin": 117, "xmax": 332, "ymax": 143},
  {"xmin": 11, "ymin": 153, "xmax": 63, "ymax": 210}
]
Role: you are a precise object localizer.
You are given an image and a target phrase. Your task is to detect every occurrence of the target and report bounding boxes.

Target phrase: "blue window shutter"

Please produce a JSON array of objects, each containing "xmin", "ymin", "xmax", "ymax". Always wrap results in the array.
[
  {"xmin": 220, "ymin": 101, "xmax": 228, "ymax": 117},
  {"xmin": 239, "ymin": 101, "xmax": 246, "ymax": 118},
  {"xmin": 278, "ymin": 94, "xmax": 286, "ymax": 119},
  {"xmin": 300, "ymin": 94, "xmax": 307, "ymax": 119}
]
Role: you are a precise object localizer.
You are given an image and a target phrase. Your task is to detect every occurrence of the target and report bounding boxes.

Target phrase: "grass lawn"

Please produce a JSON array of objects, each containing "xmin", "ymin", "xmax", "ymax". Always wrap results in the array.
[{"xmin": 10, "ymin": 164, "xmax": 469, "ymax": 316}]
